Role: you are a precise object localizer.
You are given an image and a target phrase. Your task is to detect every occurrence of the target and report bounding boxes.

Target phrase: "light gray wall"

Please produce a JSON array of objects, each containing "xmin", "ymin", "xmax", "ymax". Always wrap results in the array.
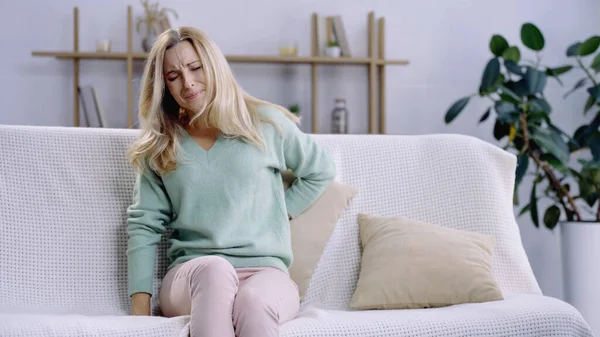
[{"xmin": 2, "ymin": 0, "xmax": 599, "ymax": 300}]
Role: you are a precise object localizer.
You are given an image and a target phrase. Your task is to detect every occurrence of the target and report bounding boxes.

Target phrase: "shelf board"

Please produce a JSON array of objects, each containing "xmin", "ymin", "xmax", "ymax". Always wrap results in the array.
[
  {"xmin": 32, "ymin": 51, "xmax": 409, "ymax": 65},
  {"xmin": 32, "ymin": 51, "xmax": 130, "ymax": 60}
]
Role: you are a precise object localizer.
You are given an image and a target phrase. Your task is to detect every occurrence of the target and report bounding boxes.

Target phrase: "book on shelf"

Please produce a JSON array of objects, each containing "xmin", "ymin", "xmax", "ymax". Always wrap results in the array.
[
  {"xmin": 78, "ymin": 85, "xmax": 107, "ymax": 128},
  {"xmin": 319, "ymin": 15, "xmax": 351, "ymax": 57},
  {"xmin": 331, "ymin": 16, "xmax": 351, "ymax": 57}
]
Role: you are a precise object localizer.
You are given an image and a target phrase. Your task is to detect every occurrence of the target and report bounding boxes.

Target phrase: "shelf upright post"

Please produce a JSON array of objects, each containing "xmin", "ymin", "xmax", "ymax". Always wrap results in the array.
[
  {"xmin": 311, "ymin": 13, "xmax": 319, "ymax": 134},
  {"xmin": 367, "ymin": 12, "xmax": 377, "ymax": 134},
  {"xmin": 127, "ymin": 6, "xmax": 134, "ymax": 128},
  {"xmin": 73, "ymin": 7, "xmax": 80, "ymax": 127},
  {"xmin": 378, "ymin": 16, "xmax": 386, "ymax": 134}
]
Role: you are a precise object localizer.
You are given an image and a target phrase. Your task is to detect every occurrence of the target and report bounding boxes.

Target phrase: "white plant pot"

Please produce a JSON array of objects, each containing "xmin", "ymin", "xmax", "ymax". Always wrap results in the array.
[
  {"xmin": 325, "ymin": 46, "xmax": 341, "ymax": 58},
  {"xmin": 561, "ymin": 221, "xmax": 600, "ymax": 334}
]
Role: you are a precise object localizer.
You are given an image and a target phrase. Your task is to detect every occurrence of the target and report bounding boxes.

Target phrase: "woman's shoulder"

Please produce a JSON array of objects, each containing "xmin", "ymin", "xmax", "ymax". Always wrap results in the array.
[
  {"xmin": 255, "ymin": 103, "xmax": 284, "ymax": 120},
  {"xmin": 255, "ymin": 103, "xmax": 298, "ymax": 131}
]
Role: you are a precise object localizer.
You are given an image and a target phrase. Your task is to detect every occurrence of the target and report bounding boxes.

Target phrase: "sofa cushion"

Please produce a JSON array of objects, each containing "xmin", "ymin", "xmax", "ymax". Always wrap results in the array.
[
  {"xmin": 0, "ymin": 294, "xmax": 592, "ymax": 337},
  {"xmin": 282, "ymin": 294, "xmax": 592, "ymax": 337},
  {"xmin": 350, "ymin": 213, "xmax": 503, "ymax": 310},
  {"xmin": 0, "ymin": 313, "xmax": 190, "ymax": 337},
  {"xmin": 282, "ymin": 171, "xmax": 357, "ymax": 300}
]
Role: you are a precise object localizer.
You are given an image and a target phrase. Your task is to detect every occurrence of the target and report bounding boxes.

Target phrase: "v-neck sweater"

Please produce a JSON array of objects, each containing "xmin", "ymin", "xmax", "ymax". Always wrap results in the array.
[{"xmin": 126, "ymin": 104, "xmax": 337, "ymax": 297}]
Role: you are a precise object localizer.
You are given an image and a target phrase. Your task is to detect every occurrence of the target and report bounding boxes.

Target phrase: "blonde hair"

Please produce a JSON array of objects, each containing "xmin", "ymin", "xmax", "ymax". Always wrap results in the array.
[{"xmin": 128, "ymin": 26, "xmax": 299, "ymax": 176}]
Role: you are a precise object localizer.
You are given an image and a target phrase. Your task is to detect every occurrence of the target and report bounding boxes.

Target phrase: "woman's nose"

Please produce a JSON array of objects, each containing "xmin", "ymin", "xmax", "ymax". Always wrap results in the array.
[{"xmin": 182, "ymin": 72, "xmax": 194, "ymax": 88}]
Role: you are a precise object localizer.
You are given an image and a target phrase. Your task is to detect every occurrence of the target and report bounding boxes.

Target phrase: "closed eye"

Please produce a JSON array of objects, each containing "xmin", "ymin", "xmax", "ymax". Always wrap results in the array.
[{"xmin": 166, "ymin": 64, "xmax": 201, "ymax": 82}]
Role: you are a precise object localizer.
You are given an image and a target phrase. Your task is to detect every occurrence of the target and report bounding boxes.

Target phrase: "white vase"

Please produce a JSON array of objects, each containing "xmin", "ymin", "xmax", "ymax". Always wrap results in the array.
[
  {"xmin": 561, "ymin": 221, "xmax": 600, "ymax": 334},
  {"xmin": 325, "ymin": 46, "xmax": 341, "ymax": 58}
]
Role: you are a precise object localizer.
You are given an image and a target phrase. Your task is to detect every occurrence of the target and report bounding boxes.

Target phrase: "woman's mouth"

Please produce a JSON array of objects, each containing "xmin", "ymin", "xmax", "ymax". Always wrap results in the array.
[{"xmin": 184, "ymin": 91, "xmax": 200, "ymax": 100}]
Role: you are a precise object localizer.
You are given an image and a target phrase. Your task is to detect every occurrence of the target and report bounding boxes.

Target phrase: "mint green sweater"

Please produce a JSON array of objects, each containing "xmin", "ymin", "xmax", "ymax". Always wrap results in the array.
[{"xmin": 126, "ymin": 105, "xmax": 336, "ymax": 296}]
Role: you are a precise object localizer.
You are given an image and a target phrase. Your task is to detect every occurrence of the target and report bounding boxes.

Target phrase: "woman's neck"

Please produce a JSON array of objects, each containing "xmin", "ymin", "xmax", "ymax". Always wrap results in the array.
[{"xmin": 185, "ymin": 121, "xmax": 220, "ymax": 138}]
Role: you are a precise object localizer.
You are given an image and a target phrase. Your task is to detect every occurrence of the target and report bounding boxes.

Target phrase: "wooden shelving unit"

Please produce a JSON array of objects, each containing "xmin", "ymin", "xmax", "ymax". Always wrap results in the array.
[{"xmin": 31, "ymin": 6, "xmax": 409, "ymax": 134}]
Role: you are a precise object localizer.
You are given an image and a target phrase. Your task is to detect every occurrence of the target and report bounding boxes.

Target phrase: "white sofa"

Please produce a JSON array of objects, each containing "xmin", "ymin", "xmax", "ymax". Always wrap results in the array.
[{"xmin": 0, "ymin": 124, "xmax": 594, "ymax": 337}]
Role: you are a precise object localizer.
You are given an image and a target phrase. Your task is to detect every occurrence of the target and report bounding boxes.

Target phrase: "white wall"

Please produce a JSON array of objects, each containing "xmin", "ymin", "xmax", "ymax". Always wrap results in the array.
[{"xmin": 2, "ymin": 0, "xmax": 600, "ymax": 300}]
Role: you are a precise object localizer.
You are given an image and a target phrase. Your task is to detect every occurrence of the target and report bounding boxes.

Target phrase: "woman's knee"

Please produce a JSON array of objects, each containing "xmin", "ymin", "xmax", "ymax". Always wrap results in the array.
[
  {"xmin": 182, "ymin": 256, "xmax": 238, "ymax": 287},
  {"xmin": 233, "ymin": 286, "xmax": 276, "ymax": 320}
]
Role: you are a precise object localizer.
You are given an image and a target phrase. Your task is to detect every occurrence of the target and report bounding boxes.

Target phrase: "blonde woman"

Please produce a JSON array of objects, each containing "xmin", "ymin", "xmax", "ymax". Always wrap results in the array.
[{"xmin": 125, "ymin": 26, "xmax": 336, "ymax": 337}]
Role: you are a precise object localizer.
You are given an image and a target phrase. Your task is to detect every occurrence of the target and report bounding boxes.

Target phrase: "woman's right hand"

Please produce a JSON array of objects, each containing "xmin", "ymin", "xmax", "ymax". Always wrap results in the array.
[{"xmin": 131, "ymin": 292, "xmax": 151, "ymax": 316}]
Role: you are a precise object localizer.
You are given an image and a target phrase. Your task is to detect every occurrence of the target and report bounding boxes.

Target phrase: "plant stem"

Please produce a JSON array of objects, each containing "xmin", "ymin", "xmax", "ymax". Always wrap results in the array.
[
  {"xmin": 577, "ymin": 57, "xmax": 598, "ymax": 87},
  {"xmin": 520, "ymin": 114, "xmax": 582, "ymax": 221},
  {"xmin": 520, "ymin": 113, "xmax": 529, "ymax": 153}
]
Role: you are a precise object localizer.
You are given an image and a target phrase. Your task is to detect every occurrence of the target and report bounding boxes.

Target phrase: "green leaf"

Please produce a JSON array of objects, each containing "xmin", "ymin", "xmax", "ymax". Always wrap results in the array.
[
  {"xmin": 519, "ymin": 203, "xmax": 530, "ymax": 216},
  {"xmin": 495, "ymin": 100, "xmax": 517, "ymax": 114},
  {"xmin": 585, "ymin": 192, "xmax": 599, "ymax": 208},
  {"xmin": 540, "ymin": 153, "xmax": 569, "ymax": 174},
  {"xmin": 499, "ymin": 93, "xmax": 520, "ymax": 105},
  {"xmin": 549, "ymin": 124, "xmax": 579, "ymax": 152},
  {"xmin": 502, "ymin": 46, "xmax": 521, "ymax": 63},
  {"xmin": 493, "ymin": 120, "xmax": 510, "ymax": 140},
  {"xmin": 516, "ymin": 153, "xmax": 529, "ymax": 184},
  {"xmin": 567, "ymin": 42, "xmax": 582, "ymax": 57},
  {"xmin": 589, "ymin": 131, "xmax": 600, "ymax": 161},
  {"xmin": 591, "ymin": 53, "xmax": 600, "ymax": 72},
  {"xmin": 564, "ymin": 78, "xmax": 588, "ymax": 98},
  {"xmin": 530, "ymin": 98, "xmax": 552, "ymax": 114},
  {"xmin": 545, "ymin": 65, "xmax": 572, "ymax": 86},
  {"xmin": 505, "ymin": 60, "xmax": 524, "ymax": 76},
  {"xmin": 580, "ymin": 158, "xmax": 600, "ymax": 170},
  {"xmin": 499, "ymin": 84, "xmax": 522, "ymax": 103},
  {"xmin": 445, "ymin": 97, "xmax": 470, "ymax": 123},
  {"xmin": 505, "ymin": 79, "xmax": 530, "ymax": 97},
  {"xmin": 546, "ymin": 65, "xmax": 573, "ymax": 77},
  {"xmin": 495, "ymin": 101, "xmax": 519, "ymax": 123},
  {"xmin": 490, "ymin": 35, "xmax": 509, "ymax": 56},
  {"xmin": 531, "ymin": 128, "xmax": 570, "ymax": 164},
  {"xmin": 521, "ymin": 23, "xmax": 545, "ymax": 51},
  {"xmin": 479, "ymin": 107, "xmax": 491, "ymax": 124},
  {"xmin": 578, "ymin": 177, "xmax": 595, "ymax": 206},
  {"xmin": 480, "ymin": 58, "xmax": 501, "ymax": 93},
  {"xmin": 574, "ymin": 124, "xmax": 597, "ymax": 149},
  {"xmin": 587, "ymin": 84, "xmax": 600, "ymax": 102},
  {"xmin": 530, "ymin": 182, "xmax": 539, "ymax": 227},
  {"xmin": 495, "ymin": 73, "xmax": 506, "ymax": 86},
  {"xmin": 584, "ymin": 95, "xmax": 596, "ymax": 115},
  {"xmin": 578, "ymin": 36, "xmax": 600, "ymax": 56},
  {"xmin": 586, "ymin": 113, "xmax": 600, "ymax": 140},
  {"xmin": 543, "ymin": 205, "xmax": 561, "ymax": 230},
  {"xmin": 528, "ymin": 111, "xmax": 551, "ymax": 125},
  {"xmin": 524, "ymin": 67, "xmax": 547, "ymax": 94}
]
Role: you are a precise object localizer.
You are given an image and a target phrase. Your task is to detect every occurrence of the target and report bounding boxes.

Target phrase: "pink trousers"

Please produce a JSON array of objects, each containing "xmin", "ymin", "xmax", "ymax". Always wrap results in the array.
[{"xmin": 159, "ymin": 255, "xmax": 300, "ymax": 337}]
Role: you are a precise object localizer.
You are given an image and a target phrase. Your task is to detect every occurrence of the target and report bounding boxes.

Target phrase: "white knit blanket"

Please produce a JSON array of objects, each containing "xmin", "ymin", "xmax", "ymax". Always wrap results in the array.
[
  {"xmin": 0, "ymin": 295, "xmax": 592, "ymax": 336},
  {"xmin": 0, "ymin": 125, "xmax": 593, "ymax": 336}
]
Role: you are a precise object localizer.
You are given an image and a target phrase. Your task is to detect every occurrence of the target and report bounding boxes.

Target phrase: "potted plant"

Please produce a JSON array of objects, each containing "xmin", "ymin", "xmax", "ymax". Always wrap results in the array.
[
  {"xmin": 325, "ymin": 41, "xmax": 341, "ymax": 58},
  {"xmin": 551, "ymin": 34, "xmax": 600, "ymax": 333},
  {"xmin": 136, "ymin": 0, "xmax": 178, "ymax": 52},
  {"xmin": 443, "ymin": 23, "xmax": 600, "ymax": 328},
  {"xmin": 288, "ymin": 104, "xmax": 301, "ymax": 121}
]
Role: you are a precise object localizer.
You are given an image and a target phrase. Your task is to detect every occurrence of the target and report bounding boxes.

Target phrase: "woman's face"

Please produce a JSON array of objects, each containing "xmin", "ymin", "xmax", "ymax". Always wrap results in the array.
[{"xmin": 163, "ymin": 40, "xmax": 207, "ymax": 114}]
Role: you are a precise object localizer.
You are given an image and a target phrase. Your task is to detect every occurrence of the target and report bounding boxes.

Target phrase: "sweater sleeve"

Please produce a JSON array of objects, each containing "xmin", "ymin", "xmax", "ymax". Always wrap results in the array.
[
  {"xmin": 126, "ymin": 168, "xmax": 173, "ymax": 297},
  {"xmin": 278, "ymin": 114, "xmax": 337, "ymax": 218}
]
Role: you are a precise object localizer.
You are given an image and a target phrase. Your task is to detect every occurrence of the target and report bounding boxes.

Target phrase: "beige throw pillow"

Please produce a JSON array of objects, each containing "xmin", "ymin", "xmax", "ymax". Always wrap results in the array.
[
  {"xmin": 350, "ymin": 213, "xmax": 504, "ymax": 310},
  {"xmin": 282, "ymin": 171, "xmax": 357, "ymax": 300}
]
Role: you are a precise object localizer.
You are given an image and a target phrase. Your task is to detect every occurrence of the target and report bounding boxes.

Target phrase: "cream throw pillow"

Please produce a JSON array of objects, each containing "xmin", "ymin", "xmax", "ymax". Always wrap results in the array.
[
  {"xmin": 282, "ymin": 171, "xmax": 357, "ymax": 300},
  {"xmin": 350, "ymin": 213, "xmax": 504, "ymax": 310}
]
